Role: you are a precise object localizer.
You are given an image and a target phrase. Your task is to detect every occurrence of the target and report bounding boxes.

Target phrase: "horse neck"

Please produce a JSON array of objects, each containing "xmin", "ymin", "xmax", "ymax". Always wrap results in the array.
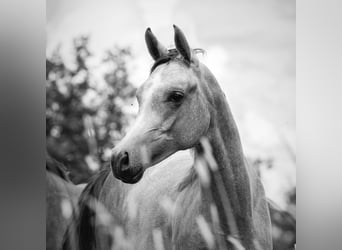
[{"xmin": 197, "ymin": 67, "xmax": 255, "ymax": 248}]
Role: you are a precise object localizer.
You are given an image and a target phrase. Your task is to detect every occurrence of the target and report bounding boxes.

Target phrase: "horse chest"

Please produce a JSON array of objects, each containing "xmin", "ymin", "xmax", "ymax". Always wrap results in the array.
[
  {"xmin": 125, "ymin": 182, "xmax": 208, "ymax": 250},
  {"xmin": 121, "ymin": 156, "xmax": 211, "ymax": 249}
]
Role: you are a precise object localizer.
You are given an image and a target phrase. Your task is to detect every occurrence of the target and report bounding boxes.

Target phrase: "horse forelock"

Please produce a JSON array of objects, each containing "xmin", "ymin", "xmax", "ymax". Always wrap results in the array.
[{"xmin": 150, "ymin": 48, "xmax": 204, "ymax": 73}]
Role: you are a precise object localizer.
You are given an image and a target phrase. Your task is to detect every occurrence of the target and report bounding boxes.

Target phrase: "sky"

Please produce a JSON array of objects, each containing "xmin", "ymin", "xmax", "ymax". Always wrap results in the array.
[{"xmin": 46, "ymin": 0, "xmax": 296, "ymax": 207}]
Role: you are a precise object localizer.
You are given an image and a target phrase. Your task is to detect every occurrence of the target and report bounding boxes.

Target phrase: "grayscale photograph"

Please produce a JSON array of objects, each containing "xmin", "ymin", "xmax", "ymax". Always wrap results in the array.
[{"xmin": 46, "ymin": 0, "xmax": 295, "ymax": 249}]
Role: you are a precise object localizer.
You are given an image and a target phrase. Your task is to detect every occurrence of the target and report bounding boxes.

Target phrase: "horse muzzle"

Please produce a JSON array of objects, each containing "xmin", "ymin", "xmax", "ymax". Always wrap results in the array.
[{"xmin": 111, "ymin": 151, "xmax": 144, "ymax": 184}]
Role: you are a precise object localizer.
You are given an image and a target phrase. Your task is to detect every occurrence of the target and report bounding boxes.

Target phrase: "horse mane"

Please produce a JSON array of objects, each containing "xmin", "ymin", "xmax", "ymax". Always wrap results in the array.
[
  {"xmin": 63, "ymin": 166, "xmax": 111, "ymax": 250},
  {"xmin": 46, "ymin": 154, "xmax": 71, "ymax": 182},
  {"xmin": 150, "ymin": 48, "xmax": 205, "ymax": 73}
]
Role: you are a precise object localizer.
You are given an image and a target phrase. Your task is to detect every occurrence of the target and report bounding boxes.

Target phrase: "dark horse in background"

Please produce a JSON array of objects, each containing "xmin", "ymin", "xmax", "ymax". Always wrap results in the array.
[
  {"xmin": 46, "ymin": 155, "xmax": 85, "ymax": 250},
  {"xmin": 63, "ymin": 25, "xmax": 273, "ymax": 250}
]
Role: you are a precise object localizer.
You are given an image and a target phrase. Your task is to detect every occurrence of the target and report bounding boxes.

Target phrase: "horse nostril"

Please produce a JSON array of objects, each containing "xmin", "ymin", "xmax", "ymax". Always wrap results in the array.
[
  {"xmin": 119, "ymin": 152, "xmax": 129, "ymax": 171},
  {"xmin": 111, "ymin": 151, "xmax": 137, "ymax": 182}
]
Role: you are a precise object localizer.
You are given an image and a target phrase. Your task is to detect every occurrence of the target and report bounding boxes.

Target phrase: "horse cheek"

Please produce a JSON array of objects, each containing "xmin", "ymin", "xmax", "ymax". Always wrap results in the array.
[{"xmin": 176, "ymin": 101, "xmax": 209, "ymax": 148}]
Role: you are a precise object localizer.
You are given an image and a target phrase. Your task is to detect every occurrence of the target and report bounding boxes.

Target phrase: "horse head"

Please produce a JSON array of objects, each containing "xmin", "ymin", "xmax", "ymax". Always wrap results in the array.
[{"xmin": 111, "ymin": 25, "xmax": 211, "ymax": 184}]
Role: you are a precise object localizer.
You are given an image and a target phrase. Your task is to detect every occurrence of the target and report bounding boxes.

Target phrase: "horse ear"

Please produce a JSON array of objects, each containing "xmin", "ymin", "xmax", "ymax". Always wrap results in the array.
[
  {"xmin": 145, "ymin": 27, "xmax": 168, "ymax": 61},
  {"xmin": 173, "ymin": 25, "xmax": 191, "ymax": 63}
]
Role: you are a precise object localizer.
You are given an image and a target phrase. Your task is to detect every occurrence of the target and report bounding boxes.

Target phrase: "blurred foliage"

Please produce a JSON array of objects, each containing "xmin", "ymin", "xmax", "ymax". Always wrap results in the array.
[
  {"xmin": 46, "ymin": 36, "xmax": 136, "ymax": 184},
  {"xmin": 269, "ymin": 187, "xmax": 296, "ymax": 250}
]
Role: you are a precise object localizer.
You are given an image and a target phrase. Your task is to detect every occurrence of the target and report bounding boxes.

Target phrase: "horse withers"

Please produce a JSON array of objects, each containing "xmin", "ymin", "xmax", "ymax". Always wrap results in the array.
[{"xmin": 65, "ymin": 25, "xmax": 272, "ymax": 250}]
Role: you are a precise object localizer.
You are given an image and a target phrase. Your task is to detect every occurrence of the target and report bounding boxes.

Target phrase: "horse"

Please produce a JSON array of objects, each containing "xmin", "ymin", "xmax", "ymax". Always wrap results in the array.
[
  {"xmin": 64, "ymin": 25, "xmax": 272, "ymax": 250},
  {"xmin": 46, "ymin": 155, "xmax": 85, "ymax": 250}
]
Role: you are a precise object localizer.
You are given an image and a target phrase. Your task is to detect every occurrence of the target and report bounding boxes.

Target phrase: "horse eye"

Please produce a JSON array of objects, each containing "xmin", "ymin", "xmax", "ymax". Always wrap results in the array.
[{"xmin": 167, "ymin": 91, "xmax": 185, "ymax": 104}]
